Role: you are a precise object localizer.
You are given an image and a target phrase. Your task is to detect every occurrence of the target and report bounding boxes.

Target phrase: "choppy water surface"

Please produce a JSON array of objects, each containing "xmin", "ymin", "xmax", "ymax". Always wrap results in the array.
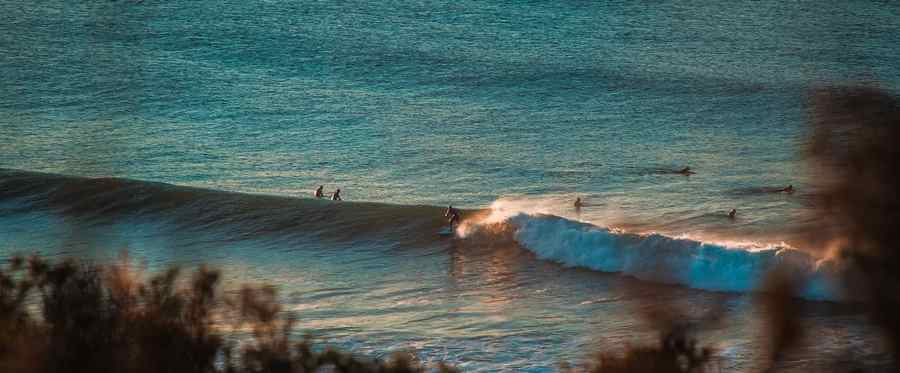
[{"xmin": 2, "ymin": 0, "xmax": 899, "ymax": 370}]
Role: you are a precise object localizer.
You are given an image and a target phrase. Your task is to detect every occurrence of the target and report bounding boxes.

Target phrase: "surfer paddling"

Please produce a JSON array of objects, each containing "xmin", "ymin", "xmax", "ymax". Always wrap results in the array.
[
  {"xmin": 314, "ymin": 185, "xmax": 324, "ymax": 198},
  {"xmin": 677, "ymin": 166, "xmax": 695, "ymax": 175},
  {"xmin": 445, "ymin": 205, "xmax": 461, "ymax": 226},
  {"xmin": 767, "ymin": 184, "xmax": 794, "ymax": 194}
]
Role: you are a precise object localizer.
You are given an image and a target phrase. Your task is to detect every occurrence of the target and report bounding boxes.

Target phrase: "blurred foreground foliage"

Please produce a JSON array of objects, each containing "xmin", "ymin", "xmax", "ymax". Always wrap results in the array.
[
  {"xmin": 1, "ymin": 254, "xmax": 725, "ymax": 373},
  {"xmin": 0, "ymin": 255, "xmax": 458, "ymax": 373}
]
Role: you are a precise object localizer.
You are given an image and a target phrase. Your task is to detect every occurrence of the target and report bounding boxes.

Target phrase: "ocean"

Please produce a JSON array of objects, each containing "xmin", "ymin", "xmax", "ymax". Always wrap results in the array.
[{"xmin": 2, "ymin": 0, "xmax": 898, "ymax": 370}]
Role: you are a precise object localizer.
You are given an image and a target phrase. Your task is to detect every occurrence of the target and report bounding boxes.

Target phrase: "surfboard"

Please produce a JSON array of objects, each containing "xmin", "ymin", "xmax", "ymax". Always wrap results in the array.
[{"xmin": 438, "ymin": 227, "xmax": 454, "ymax": 236}]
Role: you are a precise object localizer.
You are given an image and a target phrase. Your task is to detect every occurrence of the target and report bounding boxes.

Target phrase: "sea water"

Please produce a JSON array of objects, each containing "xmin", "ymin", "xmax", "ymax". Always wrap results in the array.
[{"xmin": 2, "ymin": 1, "xmax": 898, "ymax": 370}]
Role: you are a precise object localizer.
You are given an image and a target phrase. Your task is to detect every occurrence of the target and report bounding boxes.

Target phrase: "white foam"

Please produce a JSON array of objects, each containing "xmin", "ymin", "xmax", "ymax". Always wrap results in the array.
[{"xmin": 467, "ymin": 201, "xmax": 845, "ymax": 301}]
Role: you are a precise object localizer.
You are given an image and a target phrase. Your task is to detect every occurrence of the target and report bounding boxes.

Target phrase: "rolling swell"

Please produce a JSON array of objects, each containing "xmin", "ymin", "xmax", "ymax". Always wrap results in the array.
[{"xmin": 0, "ymin": 169, "xmax": 457, "ymax": 245}]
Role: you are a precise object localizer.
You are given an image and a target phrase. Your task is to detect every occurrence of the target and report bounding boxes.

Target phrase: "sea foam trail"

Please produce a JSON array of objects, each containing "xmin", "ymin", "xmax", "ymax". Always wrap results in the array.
[{"xmin": 464, "ymin": 200, "xmax": 845, "ymax": 301}]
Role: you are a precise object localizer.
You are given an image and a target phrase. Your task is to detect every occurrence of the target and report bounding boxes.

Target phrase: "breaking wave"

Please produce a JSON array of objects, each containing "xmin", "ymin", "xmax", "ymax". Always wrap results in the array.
[{"xmin": 461, "ymin": 200, "xmax": 846, "ymax": 301}]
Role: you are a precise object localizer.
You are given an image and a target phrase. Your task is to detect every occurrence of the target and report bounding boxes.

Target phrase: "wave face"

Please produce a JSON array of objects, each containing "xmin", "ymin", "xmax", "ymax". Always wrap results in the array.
[
  {"xmin": 0, "ymin": 169, "xmax": 454, "ymax": 247},
  {"xmin": 464, "ymin": 201, "xmax": 845, "ymax": 301}
]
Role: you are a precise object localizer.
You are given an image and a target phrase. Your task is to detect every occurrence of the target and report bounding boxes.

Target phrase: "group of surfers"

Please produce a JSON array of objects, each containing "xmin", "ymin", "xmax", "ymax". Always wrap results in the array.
[
  {"xmin": 313, "ymin": 185, "xmax": 342, "ymax": 201},
  {"xmin": 676, "ymin": 167, "xmax": 794, "ymax": 220},
  {"xmin": 726, "ymin": 184, "xmax": 793, "ymax": 219},
  {"xmin": 314, "ymin": 166, "xmax": 796, "ymax": 229},
  {"xmin": 314, "ymin": 184, "xmax": 460, "ymax": 227},
  {"xmin": 575, "ymin": 167, "xmax": 795, "ymax": 221}
]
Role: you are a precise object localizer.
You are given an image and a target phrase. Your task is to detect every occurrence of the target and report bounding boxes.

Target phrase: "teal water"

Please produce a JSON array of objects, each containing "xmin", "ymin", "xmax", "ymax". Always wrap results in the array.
[{"xmin": 2, "ymin": 1, "xmax": 899, "ymax": 370}]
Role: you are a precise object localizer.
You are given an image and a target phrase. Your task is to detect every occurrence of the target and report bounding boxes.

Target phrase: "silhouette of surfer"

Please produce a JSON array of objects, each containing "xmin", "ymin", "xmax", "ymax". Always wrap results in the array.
[
  {"xmin": 677, "ymin": 166, "xmax": 695, "ymax": 175},
  {"xmin": 445, "ymin": 205, "xmax": 461, "ymax": 226},
  {"xmin": 314, "ymin": 185, "xmax": 324, "ymax": 198},
  {"xmin": 331, "ymin": 188, "xmax": 342, "ymax": 201},
  {"xmin": 767, "ymin": 184, "xmax": 794, "ymax": 194},
  {"xmin": 728, "ymin": 209, "xmax": 737, "ymax": 219},
  {"xmin": 574, "ymin": 197, "xmax": 585, "ymax": 209}
]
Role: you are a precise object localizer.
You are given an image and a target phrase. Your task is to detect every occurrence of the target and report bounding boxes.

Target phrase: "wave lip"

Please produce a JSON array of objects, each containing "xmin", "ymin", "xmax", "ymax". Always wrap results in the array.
[{"xmin": 488, "ymin": 211, "xmax": 843, "ymax": 301}]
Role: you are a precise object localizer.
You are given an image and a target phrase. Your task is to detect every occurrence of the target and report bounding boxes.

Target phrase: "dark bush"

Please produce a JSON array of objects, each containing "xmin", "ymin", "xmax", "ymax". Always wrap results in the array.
[{"xmin": 0, "ymin": 255, "xmax": 456, "ymax": 373}]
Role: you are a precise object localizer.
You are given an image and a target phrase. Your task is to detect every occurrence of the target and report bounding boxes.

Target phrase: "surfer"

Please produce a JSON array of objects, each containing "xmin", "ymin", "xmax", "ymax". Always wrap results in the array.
[
  {"xmin": 331, "ymin": 188, "xmax": 342, "ymax": 201},
  {"xmin": 677, "ymin": 166, "xmax": 694, "ymax": 175},
  {"xmin": 782, "ymin": 184, "xmax": 794, "ymax": 193},
  {"xmin": 314, "ymin": 185, "xmax": 324, "ymax": 198},
  {"xmin": 574, "ymin": 197, "xmax": 585, "ymax": 209},
  {"xmin": 445, "ymin": 205, "xmax": 461, "ymax": 226},
  {"xmin": 728, "ymin": 209, "xmax": 737, "ymax": 219}
]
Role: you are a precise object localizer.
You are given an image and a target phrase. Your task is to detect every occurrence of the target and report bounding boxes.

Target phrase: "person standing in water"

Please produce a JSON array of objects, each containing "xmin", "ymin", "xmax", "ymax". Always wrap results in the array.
[
  {"xmin": 445, "ymin": 205, "xmax": 461, "ymax": 226},
  {"xmin": 331, "ymin": 189, "xmax": 342, "ymax": 201},
  {"xmin": 314, "ymin": 185, "xmax": 324, "ymax": 198},
  {"xmin": 574, "ymin": 197, "xmax": 584, "ymax": 209}
]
